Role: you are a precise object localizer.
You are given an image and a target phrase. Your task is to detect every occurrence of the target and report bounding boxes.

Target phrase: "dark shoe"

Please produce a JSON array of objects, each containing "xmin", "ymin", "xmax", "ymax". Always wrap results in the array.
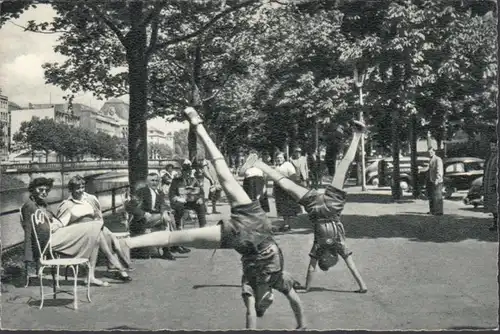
[
  {"xmin": 161, "ymin": 249, "xmax": 176, "ymax": 260},
  {"xmin": 177, "ymin": 246, "xmax": 191, "ymax": 254},
  {"xmin": 114, "ymin": 272, "xmax": 132, "ymax": 282},
  {"xmin": 256, "ymin": 291, "xmax": 274, "ymax": 318},
  {"xmin": 293, "ymin": 281, "xmax": 306, "ymax": 291},
  {"xmin": 355, "ymin": 288, "xmax": 368, "ymax": 294}
]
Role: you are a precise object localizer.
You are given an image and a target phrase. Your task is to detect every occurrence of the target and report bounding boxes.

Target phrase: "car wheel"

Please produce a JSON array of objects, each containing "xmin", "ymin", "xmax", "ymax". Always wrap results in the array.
[
  {"xmin": 400, "ymin": 180, "xmax": 409, "ymax": 192},
  {"xmin": 444, "ymin": 186, "xmax": 454, "ymax": 199},
  {"xmin": 372, "ymin": 177, "xmax": 379, "ymax": 187},
  {"xmin": 473, "ymin": 203, "xmax": 479, "ymax": 208}
]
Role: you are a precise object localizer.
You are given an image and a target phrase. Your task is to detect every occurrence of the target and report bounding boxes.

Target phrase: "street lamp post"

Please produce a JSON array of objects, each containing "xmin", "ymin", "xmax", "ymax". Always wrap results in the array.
[{"xmin": 354, "ymin": 66, "xmax": 367, "ymax": 192}]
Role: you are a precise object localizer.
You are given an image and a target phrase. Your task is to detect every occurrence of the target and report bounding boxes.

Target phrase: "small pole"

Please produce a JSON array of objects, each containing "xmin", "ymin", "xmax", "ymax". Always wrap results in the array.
[
  {"xmin": 60, "ymin": 160, "xmax": 65, "ymax": 201},
  {"xmin": 359, "ymin": 87, "xmax": 367, "ymax": 191},
  {"xmin": 315, "ymin": 119, "xmax": 319, "ymax": 155},
  {"xmin": 354, "ymin": 66, "xmax": 367, "ymax": 191},
  {"xmin": 111, "ymin": 188, "xmax": 116, "ymax": 213}
]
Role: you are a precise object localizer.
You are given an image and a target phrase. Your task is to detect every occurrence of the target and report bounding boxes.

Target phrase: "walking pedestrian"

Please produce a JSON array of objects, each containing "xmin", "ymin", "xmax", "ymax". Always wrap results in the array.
[
  {"xmin": 483, "ymin": 137, "xmax": 497, "ymax": 231},
  {"xmin": 427, "ymin": 147, "xmax": 444, "ymax": 216},
  {"xmin": 290, "ymin": 147, "xmax": 309, "ymax": 187},
  {"xmin": 273, "ymin": 152, "xmax": 301, "ymax": 232}
]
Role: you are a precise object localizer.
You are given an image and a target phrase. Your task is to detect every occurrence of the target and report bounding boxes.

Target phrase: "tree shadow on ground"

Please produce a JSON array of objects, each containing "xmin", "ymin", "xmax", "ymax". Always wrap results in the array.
[
  {"xmin": 302, "ymin": 287, "xmax": 361, "ymax": 294},
  {"xmin": 346, "ymin": 193, "xmax": 416, "ymax": 204},
  {"xmin": 192, "ymin": 284, "xmax": 240, "ymax": 290},
  {"xmin": 27, "ymin": 297, "xmax": 76, "ymax": 309},
  {"xmin": 459, "ymin": 206, "xmax": 486, "ymax": 213},
  {"xmin": 3, "ymin": 272, "xmax": 84, "ymax": 289},
  {"xmin": 342, "ymin": 213, "xmax": 496, "ymax": 243},
  {"xmin": 448, "ymin": 326, "xmax": 497, "ymax": 330},
  {"xmin": 107, "ymin": 326, "xmax": 149, "ymax": 330},
  {"xmin": 271, "ymin": 211, "xmax": 497, "ymax": 243}
]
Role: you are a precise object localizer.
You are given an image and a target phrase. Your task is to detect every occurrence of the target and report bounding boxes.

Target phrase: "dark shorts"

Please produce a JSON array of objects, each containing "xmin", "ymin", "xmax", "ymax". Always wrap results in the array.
[
  {"xmin": 309, "ymin": 238, "xmax": 352, "ymax": 260},
  {"xmin": 309, "ymin": 221, "xmax": 351, "ymax": 259},
  {"xmin": 241, "ymin": 242, "xmax": 293, "ymax": 297},
  {"xmin": 298, "ymin": 185, "xmax": 346, "ymax": 221},
  {"xmin": 218, "ymin": 201, "xmax": 273, "ymax": 253}
]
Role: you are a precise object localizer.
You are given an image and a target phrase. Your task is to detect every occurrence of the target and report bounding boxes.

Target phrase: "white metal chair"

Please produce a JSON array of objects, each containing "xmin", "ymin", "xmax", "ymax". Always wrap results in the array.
[
  {"xmin": 20, "ymin": 207, "xmax": 40, "ymax": 288},
  {"xmin": 31, "ymin": 209, "xmax": 91, "ymax": 310}
]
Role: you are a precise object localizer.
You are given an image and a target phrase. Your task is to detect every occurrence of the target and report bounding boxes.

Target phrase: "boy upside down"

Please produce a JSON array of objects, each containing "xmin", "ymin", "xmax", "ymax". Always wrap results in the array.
[
  {"xmin": 238, "ymin": 121, "xmax": 368, "ymax": 293},
  {"xmin": 126, "ymin": 107, "xmax": 305, "ymax": 330}
]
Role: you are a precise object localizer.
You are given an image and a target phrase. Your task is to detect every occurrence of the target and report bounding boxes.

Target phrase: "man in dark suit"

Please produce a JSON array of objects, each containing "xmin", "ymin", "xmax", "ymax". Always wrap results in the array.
[
  {"xmin": 169, "ymin": 159, "xmax": 208, "ymax": 230},
  {"xmin": 128, "ymin": 172, "xmax": 178, "ymax": 260}
]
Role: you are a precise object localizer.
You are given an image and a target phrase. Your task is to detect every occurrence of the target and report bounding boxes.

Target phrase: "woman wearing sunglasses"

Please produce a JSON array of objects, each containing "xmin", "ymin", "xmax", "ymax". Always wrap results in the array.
[{"xmin": 20, "ymin": 177, "xmax": 132, "ymax": 287}]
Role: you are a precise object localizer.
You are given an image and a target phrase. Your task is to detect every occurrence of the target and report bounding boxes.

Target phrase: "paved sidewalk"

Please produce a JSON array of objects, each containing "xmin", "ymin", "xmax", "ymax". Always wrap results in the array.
[{"xmin": 1, "ymin": 187, "xmax": 498, "ymax": 330}]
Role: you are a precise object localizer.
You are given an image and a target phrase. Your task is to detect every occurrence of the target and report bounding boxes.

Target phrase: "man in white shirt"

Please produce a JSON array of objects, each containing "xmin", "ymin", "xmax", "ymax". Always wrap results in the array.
[
  {"xmin": 290, "ymin": 147, "xmax": 309, "ymax": 187},
  {"xmin": 129, "ymin": 172, "xmax": 177, "ymax": 259},
  {"xmin": 427, "ymin": 148, "xmax": 444, "ymax": 216}
]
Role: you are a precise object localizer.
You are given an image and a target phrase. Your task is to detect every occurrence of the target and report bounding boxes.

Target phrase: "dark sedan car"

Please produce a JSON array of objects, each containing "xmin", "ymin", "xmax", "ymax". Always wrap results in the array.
[
  {"xmin": 442, "ymin": 157, "xmax": 484, "ymax": 198},
  {"xmin": 378, "ymin": 156, "xmax": 430, "ymax": 192},
  {"xmin": 463, "ymin": 176, "xmax": 483, "ymax": 208}
]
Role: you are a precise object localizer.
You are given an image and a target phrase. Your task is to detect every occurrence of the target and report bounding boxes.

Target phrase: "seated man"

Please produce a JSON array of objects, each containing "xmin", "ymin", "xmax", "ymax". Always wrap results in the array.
[
  {"xmin": 169, "ymin": 159, "xmax": 208, "ymax": 229},
  {"xmin": 127, "ymin": 173, "xmax": 177, "ymax": 260},
  {"xmin": 196, "ymin": 158, "xmax": 222, "ymax": 215},
  {"xmin": 161, "ymin": 163, "xmax": 178, "ymax": 195}
]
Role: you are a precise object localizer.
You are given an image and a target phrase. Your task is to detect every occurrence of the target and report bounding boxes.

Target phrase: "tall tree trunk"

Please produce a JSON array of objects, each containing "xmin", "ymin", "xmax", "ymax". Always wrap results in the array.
[
  {"xmin": 188, "ymin": 43, "xmax": 204, "ymax": 162},
  {"xmin": 126, "ymin": 3, "xmax": 148, "ymax": 193},
  {"xmin": 410, "ymin": 112, "xmax": 419, "ymax": 198},
  {"xmin": 391, "ymin": 107, "xmax": 401, "ymax": 200}
]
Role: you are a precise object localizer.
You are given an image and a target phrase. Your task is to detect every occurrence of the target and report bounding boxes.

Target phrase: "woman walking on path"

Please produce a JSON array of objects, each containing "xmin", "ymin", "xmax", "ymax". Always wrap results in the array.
[{"xmin": 273, "ymin": 152, "xmax": 301, "ymax": 232}]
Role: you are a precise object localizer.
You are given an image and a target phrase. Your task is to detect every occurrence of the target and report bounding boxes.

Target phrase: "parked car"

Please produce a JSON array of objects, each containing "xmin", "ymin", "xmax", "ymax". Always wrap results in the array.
[
  {"xmin": 463, "ymin": 176, "xmax": 483, "ymax": 208},
  {"xmin": 378, "ymin": 156, "xmax": 431, "ymax": 192},
  {"xmin": 366, "ymin": 158, "xmax": 382, "ymax": 186},
  {"xmin": 348, "ymin": 157, "xmax": 381, "ymax": 184},
  {"xmin": 442, "ymin": 157, "xmax": 484, "ymax": 199}
]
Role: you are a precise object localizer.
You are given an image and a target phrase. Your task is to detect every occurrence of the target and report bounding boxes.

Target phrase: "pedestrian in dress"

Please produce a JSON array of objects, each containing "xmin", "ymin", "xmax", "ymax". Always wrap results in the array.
[
  {"xmin": 483, "ymin": 137, "xmax": 497, "ymax": 231},
  {"xmin": 273, "ymin": 152, "xmax": 301, "ymax": 232}
]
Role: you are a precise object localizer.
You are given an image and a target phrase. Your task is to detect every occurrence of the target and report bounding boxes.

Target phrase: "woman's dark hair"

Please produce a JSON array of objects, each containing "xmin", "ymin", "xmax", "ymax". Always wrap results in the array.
[
  {"xmin": 28, "ymin": 177, "xmax": 54, "ymax": 194},
  {"xmin": 68, "ymin": 175, "xmax": 86, "ymax": 192}
]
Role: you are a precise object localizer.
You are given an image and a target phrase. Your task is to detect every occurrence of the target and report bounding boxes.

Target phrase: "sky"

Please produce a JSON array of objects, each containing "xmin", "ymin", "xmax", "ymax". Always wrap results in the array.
[
  {"xmin": 0, "ymin": 4, "xmax": 187, "ymax": 131},
  {"xmin": 0, "ymin": 5, "xmax": 111, "ymax": 109}
]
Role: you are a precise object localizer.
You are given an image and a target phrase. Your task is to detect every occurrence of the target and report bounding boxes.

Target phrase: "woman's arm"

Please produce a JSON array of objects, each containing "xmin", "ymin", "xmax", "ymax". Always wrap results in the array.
[
  {"xmin": 86, "ymin": 193, "xmax": 103, "ymax": 219},
  {"xmin": 55, "ymin": 201, "xmax": 73, "ymax": 227}
]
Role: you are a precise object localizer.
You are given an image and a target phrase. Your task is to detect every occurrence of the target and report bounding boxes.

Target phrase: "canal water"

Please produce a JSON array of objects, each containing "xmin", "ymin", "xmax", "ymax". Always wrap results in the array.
[{"xmin": 1, "ymin": 174, "xmax": 129, "ymax": 250}]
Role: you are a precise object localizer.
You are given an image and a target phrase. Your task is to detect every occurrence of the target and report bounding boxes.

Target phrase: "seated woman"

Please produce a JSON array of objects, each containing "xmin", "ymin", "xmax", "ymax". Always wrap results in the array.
[
  {"xmin": 21, "ymin": 177, "xmax": 132, "ymax": 287},
  {"xmin": 55, "ymin": 175, "xmax": 133, "ymax": 285}
]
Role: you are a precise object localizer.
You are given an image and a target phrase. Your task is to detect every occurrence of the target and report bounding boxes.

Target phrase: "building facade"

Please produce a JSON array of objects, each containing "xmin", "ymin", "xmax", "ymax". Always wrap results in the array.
[
  {"xmin": 79, "ymin": 109, "xmax": 123, "ymax": 137},
  {"xmin": 0, "ymin": 93, "xmax": 9, "ymax": 161}
]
